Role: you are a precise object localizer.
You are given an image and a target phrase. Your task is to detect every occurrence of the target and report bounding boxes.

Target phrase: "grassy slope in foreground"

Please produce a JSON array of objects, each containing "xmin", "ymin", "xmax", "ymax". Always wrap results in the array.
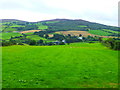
[{"xmin": 2, "ymin": 43, "xmax": 118, "ymax": 88}]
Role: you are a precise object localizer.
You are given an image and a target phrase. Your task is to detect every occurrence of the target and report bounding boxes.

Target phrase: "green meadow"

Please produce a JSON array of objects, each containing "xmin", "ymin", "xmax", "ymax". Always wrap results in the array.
[
  {"xmin": 88, "ymin": 30, "xmax": 111, "ymax": 36},
  {"xmin": 2, "ymin": 27, "xmax": 17, "ymax": 32},
  {"xmin": 102, "ymin": 29, "xmax": 120, "ymax": 34},
  {"xmin": 0, "ymin": 32, "xmax": 22, "ymax": 40},
  {"xmin": 78, "ymin": 25, "xmax": 87, "ymax": 27},
  {"xmin": 26, "ymin": 35, "xmax": 54, "ymax": 42},
  {"xmin": 26, "ymin": 35, "xmax": 47, "ymax": 41},
  {"xmin": 38, "ymin": 26, "xmax": 48, "ymax": 30},
  {"xmin": 2, "ymin": 43, "xmax": 118, "ymax": 88},
  {"xmin": 10, "ymin": 25, "xmax": 25, "ymax": 27},
  {"xmin": 45, "ymin": 21, "xmax": 59, "ymax": 24},
  {"xmin": 36, "ymin": 23, "xmax": 48, "ymax": 30}
]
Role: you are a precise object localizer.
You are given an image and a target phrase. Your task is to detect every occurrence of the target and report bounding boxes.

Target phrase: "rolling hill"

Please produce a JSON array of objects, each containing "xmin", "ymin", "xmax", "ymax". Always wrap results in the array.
[
  {"xmin": 0, "ymin": 19, "xmax": 119, "ymax": 37},
  {"xmin": 1, "ymin": 19, "xmax": 120, "ymax": 88}
]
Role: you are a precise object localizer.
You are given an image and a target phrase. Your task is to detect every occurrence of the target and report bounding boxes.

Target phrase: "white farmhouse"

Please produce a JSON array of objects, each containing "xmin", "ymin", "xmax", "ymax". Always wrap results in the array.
[
  {"xmin": 62, "ymin": 39, "xmax": 66, "ymax": 43},
  {"xmin": 78, "ymin": 37, "xmax": 83, "ymax": 40}
]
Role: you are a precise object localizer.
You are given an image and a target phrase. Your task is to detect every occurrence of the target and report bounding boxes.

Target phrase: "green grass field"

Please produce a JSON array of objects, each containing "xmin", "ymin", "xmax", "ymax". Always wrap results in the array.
[
  {"xmin": 24, "ymin": 32, "xmax": 34, "ymax": 35},
  {"xmin": 45, "ymin": 21, "xmax": 59, "ymax": 24},
  {"xmin": 0, "ymin": 32, "xmax": 22, "ymax": 40},
  {"xmin": 38, "ymin": 26, "xmax": 48, "ymax": 30},
  {"xmin": 88, "ymin": 30, "xmax": 112, "ymax": 36},
  {"xmin": 2, "ymin": 27, "xmax": 17, "ymax": 32},
  {"xmin": 26, "ymin": 35, "xmax": 54, "ymax": 42},
  {"xmin": 102, "ymin": 29, "xmax": 120, "ymax": 34},
  {"xmin": 36, "ymin": 23, "xmax": 48, "ymax": 30},
  {"xmin": 2, "ymin": 43, "xmax": 118, "ymax": 88},
  {"xmin": 10, "ymin": 25, "xmax": 25, "ymax": 27},
  {"xmin": 78, "ymin": 25, "xmax": 87, "ymax": 27},
  {"xmin": 26, "ymin": 35, "xmax": 47, "ymax": 41}
]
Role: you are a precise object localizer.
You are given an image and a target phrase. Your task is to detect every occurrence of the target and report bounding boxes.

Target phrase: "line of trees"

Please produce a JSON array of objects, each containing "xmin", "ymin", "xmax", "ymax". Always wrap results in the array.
[
  {"xmin": 100, "ymin": 38, "xmax": 120, "ymax": 50},
  {"xmin": 1, "ymin": 30, "xmax": 120, "ymax": 51}
]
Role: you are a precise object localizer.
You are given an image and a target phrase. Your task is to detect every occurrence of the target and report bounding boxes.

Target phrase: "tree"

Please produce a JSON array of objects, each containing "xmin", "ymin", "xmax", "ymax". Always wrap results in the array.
[
  {"xmin": 59, "ymin": 42, "xmax": 65, "ymax": 45},
  {"xmin": 37, "ymin": 39, "xmax": 44, "ymax": 45},
  {"xmin": 79, "ymin": 34, "xmax": 82, "ymax": 37},
  {"xmin": 52, "ymin": 34, "xmax": 65, "ymax": 41},
  {"xmin": 22, "ymin": 33, "xmax": 27, "ymax": 38},
  {"xmin": 29, "ymin": 40, "xmax": 37, "ymax": 45},
  {"xmin": 113, "ymin": 41, "xmax": 120, "ymax": 50},
  {"xmin": 98, "ymin": 37, "xmax": 103, "ymax": 42},
  {"xmin": 2, "ymin": 40, "xmax": 13, "ymax": 46},
  {"xmin": 9, "ymin": 39, "xmax": 17, "ymax": 45},
  {"xmin": 10, "ymin": 36, "xmax": 14, "ymax": 40},
  {"xmin": 67, "ymin": 34, "xmax": 71, "ymax": 37},
  {"xmin": 65, "ymin": 38, "xmax": 71, "ymax": 45},
  {"xmin": 45, "ymin": 34, "xmax": 49, "ymax": 39}
]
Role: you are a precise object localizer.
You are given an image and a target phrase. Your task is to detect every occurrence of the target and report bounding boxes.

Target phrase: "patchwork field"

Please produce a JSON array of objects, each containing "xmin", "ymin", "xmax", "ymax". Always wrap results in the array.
[
  {"xmin": 55, "ymin": 31, "xmax": 114, "ymax": 38},
  {"xmin": 55, "ymin": 31, "xmax": 95, "ymax": 37},
  {"xmin": 88, "ymin": 30, "xmax": 111, "ymax": 36},
  {"xmin": 45, "ymin": 21, "xmax": 59, "ymax": 24},
  {"xmin": 0, "ymin": 32, "xmax": 22, "ymax": 40},
  {"xmin": 2, "ymin": 27, "xmax": 17, "ymax": 32},
  {"xmin": 26, "ymin": 35, "xmax": 47, "ymax": 41},
  {"xmin": 2, "ymin": 43, "xmax": 118, "ymax": 88},
  {"xmin": 19, "ymin": 30, "xmax": 42, "ymax": 34},
  {"xmin": 102, "ymin": 29, "xmax": 120, "ymax": 34}
]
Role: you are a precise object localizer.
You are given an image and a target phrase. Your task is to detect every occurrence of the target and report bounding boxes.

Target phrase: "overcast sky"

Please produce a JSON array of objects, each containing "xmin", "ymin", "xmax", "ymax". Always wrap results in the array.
[{"xmin": 0, "ymin": 0, "xmax": 119, "ymax": 26}]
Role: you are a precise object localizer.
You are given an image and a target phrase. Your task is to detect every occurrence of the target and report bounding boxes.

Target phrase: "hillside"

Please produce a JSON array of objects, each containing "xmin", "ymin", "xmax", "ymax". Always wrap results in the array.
[
  {"xmin": 1, "ymin": 18, "xmax": 118, "ymax": 46},
  {"xmin": 42, "ymin": 19, "xmax": 119, "ymax": 31},
  {"xmin": 1, "ymin": 19, "xmax": 119, "ymax": 37},
  {"xmin": 1, "ymin": 19, "xmax": 119, "ymax": 88},
  {"xmin": 0, "ymin": 19, "xmax": 28, "ymax": 23}
]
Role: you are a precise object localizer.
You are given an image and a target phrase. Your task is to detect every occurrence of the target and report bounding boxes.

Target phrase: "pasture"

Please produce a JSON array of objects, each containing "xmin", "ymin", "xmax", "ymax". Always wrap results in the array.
[
  {"xmin": 10, "ymin": 25, "xmax": 25, "ymax": 27},
  {"xmin": 88, "ymin": 30, "xmax": 111, "ymax": 36},
  {"xmin": 19, "ymin": 30, "xmax": 42, "ymax": 34},
  {"xmin": 38, "ymin": 26, "xmax": 48, "ymax": 30},
  {"xmin": 2, "ymin": 27, "xmax": 17, "ymax": 32},
  {"xmin": 45, "ymin": 21, "xmax": 59, "ymax": 24},
  {"xmin": 55, "ymin": 31, "xmax": 95, "ymax": 37},
  {"xmin": 26, "ymin": 35, "xmax": 47, "ymax": 41},
  {"xmin": 102, "ymin": 29, "xmax": 120, "ymax": 34},
  {"xmin": 0, "ymin": 32, "xmax": 22, "ymax": 40},
  {"xmin": 2, "ymin": 43, "xmax": 118, "ymax": 88},
  {"xmin": 35, "ymin": 23, "xmax": 48, "ymax": 30},
  {"xmin": 55, "ymin": 31, "xmax": 114, "ymax": 38},
  {"xmin": 77, "ymin": 25, "xmax": 87, "ymax": 27}
]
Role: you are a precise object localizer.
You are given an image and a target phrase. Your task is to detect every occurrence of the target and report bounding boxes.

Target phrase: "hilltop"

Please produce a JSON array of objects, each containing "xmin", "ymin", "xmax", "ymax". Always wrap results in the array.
[{"xmin": 1, "ymin": 19, "xmax": 119, "ymax": 37}]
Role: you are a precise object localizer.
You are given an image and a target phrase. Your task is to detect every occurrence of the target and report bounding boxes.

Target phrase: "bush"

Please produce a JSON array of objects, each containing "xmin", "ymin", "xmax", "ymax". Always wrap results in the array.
[
  {"xmin": 113, "ymin": 41, "xmax": 120, "ymax": 50},
  {"xmin": 2, "ymin": 40, "xmax": 12, "ymax": 46},
  {"xmin": 29, "ymin": 40, "xmax": 37, "ymax": 45},
  {"xmin": 59, "ymin": 42, "xmax": 65, "ymax": 45},
  {"xmin": 18, "ymin": 43, "xmax": 24, "ymax": 45},
  {"xmin": 101, "ymin": 38, "xmax": 120, "ymax": 50}
]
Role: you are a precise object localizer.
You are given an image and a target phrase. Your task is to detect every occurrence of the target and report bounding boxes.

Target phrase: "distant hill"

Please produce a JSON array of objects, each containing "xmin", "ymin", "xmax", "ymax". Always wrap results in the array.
[
  {"xmin": 1, "ymin": 19, "xmax": 19, "ymax": 23},
  {"xmin": 41, "ymin": 19, "xmax": 119, "ymax": 31},
  {"xmin": 0, "ymin": 19, "xmax": 28, "ymax": 23},
  {"xmin": 1, "ymin": 19, "xmax": 120, "ymax": 37}
]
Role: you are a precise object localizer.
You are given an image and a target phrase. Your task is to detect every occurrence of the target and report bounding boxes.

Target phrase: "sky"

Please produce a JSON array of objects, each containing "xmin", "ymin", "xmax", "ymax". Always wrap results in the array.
[{"xmin": 0, "ymin": 0, "xmax": 119, "ymax": 26}]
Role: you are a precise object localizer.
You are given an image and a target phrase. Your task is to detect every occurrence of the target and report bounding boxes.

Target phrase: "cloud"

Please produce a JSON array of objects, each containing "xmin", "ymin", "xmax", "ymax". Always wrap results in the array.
[
  {"xmin": 0, "ymin": 9, "xmax": 72, "ymax": 22},
  {"xmin": 0, "ymin": 0, "xmax": 119, "ymax": 26}
]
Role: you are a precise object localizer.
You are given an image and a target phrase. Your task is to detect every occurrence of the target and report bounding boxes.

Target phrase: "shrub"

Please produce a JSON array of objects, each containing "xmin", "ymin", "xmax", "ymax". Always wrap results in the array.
[{"xmin": 101, "ymin": 38, "xmax": 120, "ymax": 50}]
